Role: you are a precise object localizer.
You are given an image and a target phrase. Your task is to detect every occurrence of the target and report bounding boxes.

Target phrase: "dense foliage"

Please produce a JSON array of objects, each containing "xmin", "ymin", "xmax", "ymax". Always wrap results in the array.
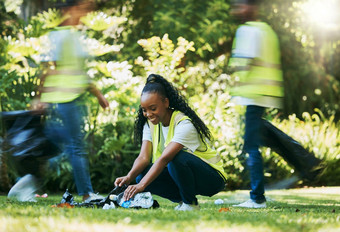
[{"xmin": 0, "ymin": 0, "xmax": 339, "ymax": 193}]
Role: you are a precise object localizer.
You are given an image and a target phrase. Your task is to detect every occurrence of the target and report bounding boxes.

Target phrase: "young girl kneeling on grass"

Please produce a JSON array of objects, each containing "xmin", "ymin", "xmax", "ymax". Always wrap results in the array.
[{"xmin": 114, "ymin": 74, "xmax": 227, "ymax": 211}]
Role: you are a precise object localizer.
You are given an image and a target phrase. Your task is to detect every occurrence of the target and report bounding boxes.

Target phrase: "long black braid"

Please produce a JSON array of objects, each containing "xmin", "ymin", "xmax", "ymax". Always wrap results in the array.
[{"xmin": 134, "ymin": 74, "xmax": 212, "ymax": 145}]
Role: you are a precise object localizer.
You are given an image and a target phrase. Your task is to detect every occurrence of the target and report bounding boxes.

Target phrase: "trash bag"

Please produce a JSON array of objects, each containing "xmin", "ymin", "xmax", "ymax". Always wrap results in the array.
[
  {"xmin": 2, "ymin": 110, "xmax": 60, "ymax": 160},
  {"xmin": 1, "ymin": 110, "xmax": 60, "ymax": 176},
  {"xmin": 59, "ymin": 184, "xmax": 159, "ymax": 209},
  {"xmin": 261, "ymin": 120, "xmax": 323, "ymax": 180},
  {"xmin": 75, "ymin": 185, "xmax": 129, "ymax": 208},
  {"xmin": 102, "ymin": 184, "xmax": 128, "ymax": 205}
]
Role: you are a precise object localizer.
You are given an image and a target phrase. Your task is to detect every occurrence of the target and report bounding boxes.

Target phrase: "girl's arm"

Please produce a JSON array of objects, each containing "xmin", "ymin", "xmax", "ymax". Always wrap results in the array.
[
  {"xmin": 123, "ymin": 141, "xmax": 183, "ymax": 200},
  {"xmin": 88, "ymin": 83, "xmax": 109, "ymax": 109},
  {"xmin": 114, "ymin": 140, "xmax": 152, "ymax": 187}
]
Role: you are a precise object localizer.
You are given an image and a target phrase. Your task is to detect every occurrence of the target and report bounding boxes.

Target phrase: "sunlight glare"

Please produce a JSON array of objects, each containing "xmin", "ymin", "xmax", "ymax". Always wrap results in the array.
[{"xmin": 302, "ymin": 0, "xmax": 339, "ymax": 31}]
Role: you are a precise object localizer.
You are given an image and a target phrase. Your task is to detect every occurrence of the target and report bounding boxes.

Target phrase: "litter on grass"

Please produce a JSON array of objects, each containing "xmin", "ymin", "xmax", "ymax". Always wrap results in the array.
[
  {"xmin": 219, "ymin": 207, "xmax": 230, "ymax": 212},
  {"xmin": 214, "ymin": 199, "xmax": 224, "ymax": 205},
  {"xmin": 51, "ymin": 186, "xmax": 159, "ymax": 210}
]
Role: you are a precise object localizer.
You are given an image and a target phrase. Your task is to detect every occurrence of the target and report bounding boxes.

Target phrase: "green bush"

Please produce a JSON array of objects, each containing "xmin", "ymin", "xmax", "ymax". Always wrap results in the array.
[{"xmin": 272, "ymin": 110, "xmax": 340, "ymax": 186}]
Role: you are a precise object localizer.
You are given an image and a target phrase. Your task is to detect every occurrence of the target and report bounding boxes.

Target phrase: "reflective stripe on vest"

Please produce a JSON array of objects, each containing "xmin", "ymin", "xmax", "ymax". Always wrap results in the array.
[
  {"xmin": 229, "ymin": 21, "xmax": 284, "ymax": 99},
  {"xmin": 148, "ymin": 111, "xmax": 227, "ymax": 181}
]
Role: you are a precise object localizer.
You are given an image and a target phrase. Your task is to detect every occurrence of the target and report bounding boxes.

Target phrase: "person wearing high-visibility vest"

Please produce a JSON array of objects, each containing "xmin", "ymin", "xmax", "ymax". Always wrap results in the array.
[
  {"xmin": 228, "ymin": 0, "xmax": 283, "ymax": 208},
  {"xmin": 229, "ymin": 0, "xmax": 323, "ymax": 209},
  {"xmin": 115, "ymin": 74, "xmax": 227, "ymax": 211},
  {"xmin": 34, "ymin": 0, "xmax": 109, "ymax": 203}
]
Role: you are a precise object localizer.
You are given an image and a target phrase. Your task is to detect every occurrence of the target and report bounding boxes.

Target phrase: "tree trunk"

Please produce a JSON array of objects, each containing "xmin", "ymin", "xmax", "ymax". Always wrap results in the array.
[
  {"xmin": 0, "ymin": 97, "xmax": 11, "ymax": 193},
  {"xmin": 0, "ymin": 142, "xmax": 11, "ymax": 193}
]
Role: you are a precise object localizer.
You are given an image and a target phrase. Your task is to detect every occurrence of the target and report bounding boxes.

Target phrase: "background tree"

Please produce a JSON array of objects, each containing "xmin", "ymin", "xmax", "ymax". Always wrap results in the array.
[{"xmin": 261, "ymin": 0, "xmax": 340, "ymax": 119}]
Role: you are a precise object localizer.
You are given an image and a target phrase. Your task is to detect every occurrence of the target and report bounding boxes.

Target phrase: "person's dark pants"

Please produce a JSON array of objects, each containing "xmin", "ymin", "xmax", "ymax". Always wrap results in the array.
[
  {"xmin": 44, "ymin": 99, "xmax": 94, "ymax": 196},
  {"xmin": 136, "ymin": 151, "xmax": 225, "ymax": 205},
  {"xmin": 243, "ymin": 105, "xmax": 266, "ymax": 203},
  {"xmin": 243, "ymin": 105, "xmax": 322, "ymax": 203}
]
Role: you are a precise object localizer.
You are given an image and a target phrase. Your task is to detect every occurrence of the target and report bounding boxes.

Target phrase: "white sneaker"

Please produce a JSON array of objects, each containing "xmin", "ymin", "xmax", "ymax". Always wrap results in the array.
[
  {"xmin": 174, "ymin": 201, "xmax": 183, "ymax": 210},
  {"xmin": 83, "ymin": 192, "xmax": 104, "ymax": 203},
  {"xmin": 175, "ymin": 202, "xmax": 200, "ymax": 211},
  {"xmin": 232, "ymin": 199, "xmax": 266, "ymax": 208},
  {"xmin": 7, "ymin": 174, "xmax": 38, "ymax": 202}
]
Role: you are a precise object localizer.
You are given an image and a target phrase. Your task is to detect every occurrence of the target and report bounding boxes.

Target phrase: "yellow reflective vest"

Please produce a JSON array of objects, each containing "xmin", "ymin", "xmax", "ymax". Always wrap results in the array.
[
  {"xmin": 41, "ymin": 26, "xmax": 90, "ymax": 103},
  {"xmin": 229, "ymin": 21, "xmax": 284, "ymax": 101},
  {"xmin": 148, "ymin": 111, "xmax": 227, "ymax": 182}
]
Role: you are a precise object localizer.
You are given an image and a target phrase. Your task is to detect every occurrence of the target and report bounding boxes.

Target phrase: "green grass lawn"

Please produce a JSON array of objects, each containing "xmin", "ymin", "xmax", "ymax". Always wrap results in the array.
[{"xmin": 1, "ymin": 187, "xmax": 339, "ymax": 232}]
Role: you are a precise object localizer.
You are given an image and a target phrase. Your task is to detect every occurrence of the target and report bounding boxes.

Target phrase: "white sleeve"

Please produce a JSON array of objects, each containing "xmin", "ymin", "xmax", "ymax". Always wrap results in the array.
[
  {"xmin": 232, "ymin": 25, "xmax": 261, "ymax": 59},
  {"xmin": 142, "ymin": 123, "xmax": 152, "ymax": 142},
  {"xmin": 172, "ymin": 119, "xmax": 202, "ymax": 152},
  {"xmin": 40, "ymin": 31, "xmax": 58, "ymax": 62}
]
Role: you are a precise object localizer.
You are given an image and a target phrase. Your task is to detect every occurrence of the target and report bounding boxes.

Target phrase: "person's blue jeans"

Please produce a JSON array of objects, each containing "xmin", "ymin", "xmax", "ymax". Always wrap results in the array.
[
  {"xmin": 136, "ymin": 151, "xmax": 225, "ymax": 205},
  {"xmin": 244, "ymin": 105, "xmax": 266, "ymax": 203},
  {"xmin": 44, "ymin": 98, "xmax": 93, "ymax": 196}
]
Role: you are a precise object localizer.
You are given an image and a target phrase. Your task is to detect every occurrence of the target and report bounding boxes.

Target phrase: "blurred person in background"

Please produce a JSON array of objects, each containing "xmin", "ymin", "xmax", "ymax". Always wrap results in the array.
[
  {"xmin": 8, "ymin": 0, "xmax": 109, "ymax": 202},
  {"xmin": 228, "ymin": 0, "xmax": 322, "ymax": 208}
]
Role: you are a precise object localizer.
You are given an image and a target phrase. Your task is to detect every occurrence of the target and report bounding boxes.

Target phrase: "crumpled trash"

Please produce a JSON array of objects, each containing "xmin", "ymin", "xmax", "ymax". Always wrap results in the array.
[
  {"xmin": 117, "ymin": 191, "xmax": 157, "ymax": 209},
  {"xmin": 219, "ymin": 207, "xmax": 230, "ymax": 212},
  {"xmin": 214, "ymin": 199, "xmax": 224, "ymax": 205},
  {"xmin": 60, "ymin": 189, "xmax": 75, "ymax": 204},
  {"xmin": 103, "ymin": 202, "xmax": 116, "ymax": 210},
  {"xmin": 51, "ymin": 189, "xmax": 77, "ymax": 208}
]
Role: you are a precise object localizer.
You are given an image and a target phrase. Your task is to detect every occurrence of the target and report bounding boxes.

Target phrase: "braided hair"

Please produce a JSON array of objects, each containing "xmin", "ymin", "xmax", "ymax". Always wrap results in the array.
[{"xmin": 134, "ymin": 74, "xmax": 212, "ymax": 145}]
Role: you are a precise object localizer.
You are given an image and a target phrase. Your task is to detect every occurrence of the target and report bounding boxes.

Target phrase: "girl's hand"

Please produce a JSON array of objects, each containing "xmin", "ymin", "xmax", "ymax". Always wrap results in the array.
[
  {"xmin": 114, "ymin": 176, "xmax": 131, "ymax": 187},
  {"xmin": 123, "ymin": 183, "xmax": 145, "ymax": 201},
  {"xmin": 97, "ymin": 94, "xmax": 110, "ymax": 109}
]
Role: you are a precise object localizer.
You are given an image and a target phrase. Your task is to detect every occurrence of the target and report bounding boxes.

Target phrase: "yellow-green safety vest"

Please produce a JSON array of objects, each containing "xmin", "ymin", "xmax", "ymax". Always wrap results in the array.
[
  {"xmin": 229, "ymin": 21, "xmax": 284, "ymax": 99},
  {"xmin": 148, "ymin": 111, "xmax": 227, "ymax": 182},
  {"xmin": 41, "ymin": 26, "xmax": 90, "ymax": 103}
]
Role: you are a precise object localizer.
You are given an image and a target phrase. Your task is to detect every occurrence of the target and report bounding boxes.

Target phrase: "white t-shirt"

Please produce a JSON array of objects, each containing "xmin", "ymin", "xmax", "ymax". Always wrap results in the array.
[
  {"xmin": 232, "ymin": 25, "xmax": 261, "ymax": 59},
  {"xmin": 142, "ymin": 119, "xmax": 205, "ymax": 153}
]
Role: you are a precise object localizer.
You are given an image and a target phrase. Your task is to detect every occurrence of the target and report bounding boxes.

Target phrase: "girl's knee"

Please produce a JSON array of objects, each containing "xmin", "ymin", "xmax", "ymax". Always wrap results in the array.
[
  {"xmin": 168, "ymin": 151, "xmax": 193, "ymax": 171},
  {"xmin": 172, "ymin": 150, "xmax": 190, "ymax": 163}
]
